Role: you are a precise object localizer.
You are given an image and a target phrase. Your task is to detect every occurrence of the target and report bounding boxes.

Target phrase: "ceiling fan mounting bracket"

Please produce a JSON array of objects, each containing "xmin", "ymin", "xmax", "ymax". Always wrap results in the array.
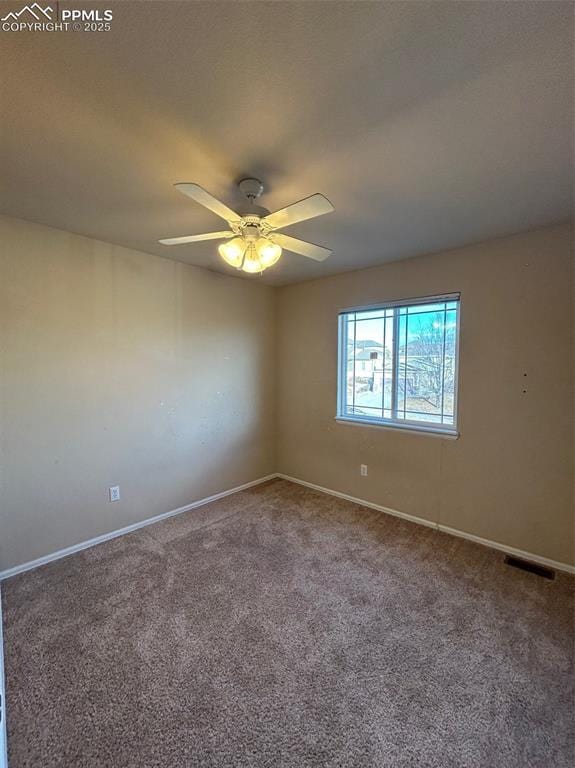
[{"xmin": 238, "ymin": 177, "xmax": 264, "ymax": 201}]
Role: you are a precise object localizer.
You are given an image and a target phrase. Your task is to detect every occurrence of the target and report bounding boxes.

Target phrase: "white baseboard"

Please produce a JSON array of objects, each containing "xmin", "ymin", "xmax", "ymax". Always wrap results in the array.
[
  {"xmin": 0, "ymin": 474, "xmax": 277, "ymax": 582},
  {"xmin": 0, "ymin": 586, "xmax": 7, "ymax": 768},
  {"xmin": 277, "ymin": 473, "xmax": 438, "ymax": 530},
  {"xmin": 435, "ymin": 524, "xmax": 575, "ymax": 574},
  {"xmin": 276, "ymin": 473, "xmax": 575, "ymax": 575},
  {"xmin": 2, "ymin": 470, "xmax": 573, "ymax": 582}
]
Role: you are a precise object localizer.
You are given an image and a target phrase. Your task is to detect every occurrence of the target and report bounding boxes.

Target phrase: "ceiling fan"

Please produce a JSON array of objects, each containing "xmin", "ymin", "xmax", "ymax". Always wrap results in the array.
[{"xmin": 159, "ymin": 178, "xmax": 334, "ymax": 274}]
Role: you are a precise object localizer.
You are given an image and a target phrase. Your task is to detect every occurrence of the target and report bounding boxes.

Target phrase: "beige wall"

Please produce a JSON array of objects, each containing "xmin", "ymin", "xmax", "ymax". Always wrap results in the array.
[
  {"xmin": 1, "ymin": 217, "xmax": 573, "ymax": 572},
  {"xmin": 0, "ymin": 216, "xmax": 276, "ymax": 571},
  {"xmin": 277, "ymin": 223, "xmax": 574, "ymax": 566}
]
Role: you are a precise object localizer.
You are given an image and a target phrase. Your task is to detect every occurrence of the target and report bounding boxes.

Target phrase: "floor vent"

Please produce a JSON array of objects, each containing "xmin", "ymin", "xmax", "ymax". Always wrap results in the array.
[{"xmin": 504, "ymin": 555, "xmax": 555, "ymax": 580}]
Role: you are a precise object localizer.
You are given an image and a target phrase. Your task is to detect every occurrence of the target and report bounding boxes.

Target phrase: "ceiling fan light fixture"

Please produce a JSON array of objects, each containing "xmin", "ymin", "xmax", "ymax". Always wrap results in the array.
[
  {"xmin": 241, "ymin": 244, "xmax": 263, "ymax": 274},
  {"xmin": 256, "ymin": 238, "xmax": 282, "ymax": 268},
  {"xmin": 218, "ymin": 237, "xmax": 246, "ymax": 268},
  {"xmin": 219, "ymin": 236, "xmax": 281, "ymax": 273}
]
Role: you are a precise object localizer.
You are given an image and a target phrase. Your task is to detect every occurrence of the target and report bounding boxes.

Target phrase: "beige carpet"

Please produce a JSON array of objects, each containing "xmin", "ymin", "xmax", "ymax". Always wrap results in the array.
[{"xmin": 2, "ymin": 478, "xmax": 574, "ymax": 767}]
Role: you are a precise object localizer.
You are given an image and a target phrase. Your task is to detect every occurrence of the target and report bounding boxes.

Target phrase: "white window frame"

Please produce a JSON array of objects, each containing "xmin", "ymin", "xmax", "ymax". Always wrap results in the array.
[{"xmin": 336, "ymin": 294, "xmax": 460, "ymax": 438}]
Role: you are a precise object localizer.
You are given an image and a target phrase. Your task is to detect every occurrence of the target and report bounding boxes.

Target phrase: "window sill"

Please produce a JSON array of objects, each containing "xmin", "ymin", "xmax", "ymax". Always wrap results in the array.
[{"xmin": 335, "ymin": 416, "xmax": 459, "ymax": 439}]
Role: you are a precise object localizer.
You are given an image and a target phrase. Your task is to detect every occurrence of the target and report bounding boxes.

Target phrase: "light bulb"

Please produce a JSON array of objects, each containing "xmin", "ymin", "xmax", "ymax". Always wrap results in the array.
[
  {"xmin": 256, "ymin": 238, "xmax": 282, "ymax": 268},
  {"xmin": 242, "ymin": 244, "xmax": 263, "ymax": 273},
  {"xmin": 218, "ymin": 237, "xmax": 246, "ymax": 268}
]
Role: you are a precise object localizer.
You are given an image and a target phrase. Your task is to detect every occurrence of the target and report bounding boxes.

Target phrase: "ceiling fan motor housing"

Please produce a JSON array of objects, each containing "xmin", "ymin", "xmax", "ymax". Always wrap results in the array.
[
  {"xmin": 242, "ymin": 223, "xmax": 261, "ymax": 241},
  {"xmin": 236, "ymin": 178, "xmax": 270, "ymax": 218}
]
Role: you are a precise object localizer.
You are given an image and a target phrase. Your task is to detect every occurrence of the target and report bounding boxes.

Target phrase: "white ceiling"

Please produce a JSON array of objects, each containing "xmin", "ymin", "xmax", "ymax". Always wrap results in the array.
[{"xmin": 0, "ymin": 1, "xmax": 572, "ymax": 285}]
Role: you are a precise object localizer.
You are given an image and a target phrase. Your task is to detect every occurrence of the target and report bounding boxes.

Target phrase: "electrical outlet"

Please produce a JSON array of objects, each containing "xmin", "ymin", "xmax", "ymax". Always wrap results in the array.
[
  {"xmin": 109, "ymin": 485, "xmax": 120, "ymax": 502},
  {"xmin": 360, "ymin": 464, "xmax": 368, "ymax": 477}
]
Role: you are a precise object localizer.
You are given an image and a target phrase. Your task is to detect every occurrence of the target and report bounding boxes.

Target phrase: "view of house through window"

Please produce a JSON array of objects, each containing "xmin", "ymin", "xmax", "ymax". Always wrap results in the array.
[{"xmin": 338, "ymin": 296, "xmax": 460, "ymax": 432}]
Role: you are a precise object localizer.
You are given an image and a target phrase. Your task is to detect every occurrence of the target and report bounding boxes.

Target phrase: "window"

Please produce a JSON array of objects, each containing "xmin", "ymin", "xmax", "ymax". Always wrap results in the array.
[{"xmin": 337, "ymin": 295, "xmax": 460, "ymax": 435}]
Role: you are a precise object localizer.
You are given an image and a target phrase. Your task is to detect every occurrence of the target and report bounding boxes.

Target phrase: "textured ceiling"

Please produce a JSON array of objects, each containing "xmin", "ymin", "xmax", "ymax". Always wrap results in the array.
[{"xmin": 0, "ymin": 1, "xmax": 572, "ymax": 285}]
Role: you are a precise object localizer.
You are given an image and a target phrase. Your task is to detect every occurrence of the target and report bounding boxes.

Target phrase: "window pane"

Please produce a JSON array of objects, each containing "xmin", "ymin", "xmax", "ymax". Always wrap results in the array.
[
  {"xmin": 352, "ymin": 316, "xmax": 386, "ymax": 419},
  {"xmin": 382, "ymin": 313, "xmax": 394, "ymax": 418},
  {"xmin": 442, "ymin": 309, "xmax": 457, "ymax": 420},
  {"xmin": 350, "ymin": 308, "xmax": 395, "ymax": 321},
  {"xmin": 344, "ymin": 316, "xmax": 355, "ymax": 412},
  {"xmin": 403, "ymin": 309, "xmax": 445, "ymax": 423},
  {"xmin": 407, "ymin": 302, "xmax": 447, "ymax": 314}
]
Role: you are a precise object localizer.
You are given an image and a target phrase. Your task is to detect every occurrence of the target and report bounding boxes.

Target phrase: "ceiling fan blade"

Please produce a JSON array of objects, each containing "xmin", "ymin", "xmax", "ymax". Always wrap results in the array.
[
  {"xmin": 175, "ymin": 183, "xmax": 242, "ymax": 224},
  {"xmin": 263, "ymin": 193, "xmax": 334, "ymax": 230},
  {"xmin": 159, "ymin": 231, "xmax": 233, "ymax": 246},
  {"xmin": 273, "ymin": 233, "xmax": 332, "ymax": 262}
]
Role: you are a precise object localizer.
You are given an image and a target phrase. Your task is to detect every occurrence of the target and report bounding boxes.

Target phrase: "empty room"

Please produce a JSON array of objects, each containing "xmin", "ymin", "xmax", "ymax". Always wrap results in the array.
[{"xmin": 0, "ymin": 1, "xmax": 573, "ymax": 766}]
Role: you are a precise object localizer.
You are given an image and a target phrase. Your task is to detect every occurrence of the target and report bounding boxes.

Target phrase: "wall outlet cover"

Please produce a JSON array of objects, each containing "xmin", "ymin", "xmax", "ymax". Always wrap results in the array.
[{"xmin": 109, "ymin": 486, "xmax": 120, "ymax": 502}]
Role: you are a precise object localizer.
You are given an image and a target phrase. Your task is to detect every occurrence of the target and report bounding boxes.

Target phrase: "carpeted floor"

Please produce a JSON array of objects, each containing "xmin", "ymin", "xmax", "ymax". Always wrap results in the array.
[{"xmin": 2, "ymin": 478, "xmax": 574, "ymax": 768}]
